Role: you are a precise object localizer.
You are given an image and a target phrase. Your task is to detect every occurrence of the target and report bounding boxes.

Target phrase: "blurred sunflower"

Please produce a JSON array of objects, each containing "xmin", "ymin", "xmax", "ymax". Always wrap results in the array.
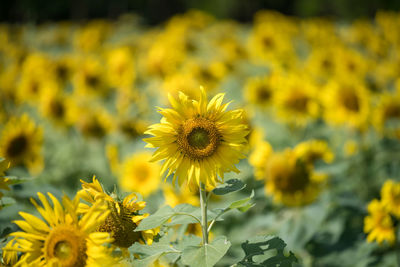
[
  {"xmin": 69, "ymin": 102, "xmax": 113, "ymax": 139},
  {"xmin": 274, "ymin": 73, "xmax": 320, "ymax": 125},
  {"xmin": 258, "ymin": 146, "xmax": 327, "ymax": 206},
  {"xmin": 118, "ymin": 152, "xmax": 161, "ymax": 198},
  {"xmin": 107, "ymin": 46, "xmax": 135, "ymax": 89},
  {"xmin": 293, "ymin": 140, "xmax": 334, "ymax": 165},
  {"xmin": 163, "ymin": 72, "xmax": 201, "ymax": 102},
  {"xmin": 0, "ymin": 158, "xmax": 11, "ymax": 207},
  {"xmin": 78, "ymin": 177, "xmax": 158, "ymax": 249},
  {"xmin": 244, "ymin": 75, "xmax": 276, "ymax": 109},
  {"xmin": 373, "ymin": 93, "xmax": 400, "ymax": 137},
  {"xmin": 73, "ymin": 56, "xmax": 110, "ymax": 98},
  {"xmin": 144, "ymin": 87, "xmax": 249, "ymax": 189},
  {"xmin": 380, "ymin": 180, "xmax": 400, "ymax": 218},
  {"xmin": 249, "ymin": 141, "xmax": 273, "ymax": 181},
  {"xmin": 163, "ymin": 183, "xmax": 199, "ymax": 207},
  {"xmin": 322, "ymin": 79, "xmax": 370, "ymax": 130},
  {"xmin": 4, "ymin": 192, "xmax": 119, "ymax": 266},
  {"xmin": 0, "ymin": 114, "xmax": 43, "ymax": 173},
  {"xmin": 39, "ymin": 82, "xmax": 72, "ymax": 127},
  {"xmin": 364, "ymin": 199, "xmax": 395, "ymax": 245}
]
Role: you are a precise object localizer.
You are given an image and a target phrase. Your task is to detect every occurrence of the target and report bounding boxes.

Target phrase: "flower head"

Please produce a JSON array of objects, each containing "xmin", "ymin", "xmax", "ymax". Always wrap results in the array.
[
  {"xmin": 364, "ymin": 199, "xmax": 395, "ymax": 245},
  {"xmin": 144, "ymin": 87, "xmax": 249, "ymax": 189},
  {"xmin": 5, "ymin": 192, "xmax": 118, "ymax": 266},
  {"xmin": 78, "ymin": 177, "xmax": 157, "ymax": 248},
  {"xmin": 0, "ymin": 114, "xmax": 43, "ymax": 173}
]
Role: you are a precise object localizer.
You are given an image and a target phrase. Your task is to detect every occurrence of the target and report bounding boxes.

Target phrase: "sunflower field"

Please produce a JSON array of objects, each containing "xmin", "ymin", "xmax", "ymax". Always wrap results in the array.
[{"xmin": 1, "ymin": 9, "xmax": 400, "ymax": 267}]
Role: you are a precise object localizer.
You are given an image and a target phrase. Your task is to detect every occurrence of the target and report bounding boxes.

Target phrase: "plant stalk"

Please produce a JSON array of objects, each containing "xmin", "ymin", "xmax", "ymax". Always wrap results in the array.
[{"xmin": 199, "ymin": 184, "xmax": 209, "ymax": 245}]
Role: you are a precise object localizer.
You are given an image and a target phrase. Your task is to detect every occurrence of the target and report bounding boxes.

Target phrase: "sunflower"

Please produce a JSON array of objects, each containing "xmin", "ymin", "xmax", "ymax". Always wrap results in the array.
[
  {"xmin": 78, "ymin": 177, "xmax": 158, "ymax": 248},
  {"xmin": 163, "ymin": 183, "xmax": 199, "ymax": 208},
  {"xmin": 249, "ymin": 141, "xmax": 273, "ymax": 181},
  {"xmin": 144, "ymin": 87, "xmax": 249, "ymax": 189},
  {"xmin": 263, "ymin": 148, "xmax": 327, "ymax": 206},
  {"xmin": 380, "ymin": 180, "xmax": 400, "ymax": 218},
  {"xmin": 38, "ymin": 82, "xmax": 72, "ymax": 127},
  {"xmin": 4, "ymin": 192, "xmax": 119, "ymax": 266},
  {"xmin": 107, "ymin": 46, "xmax": 135, "ymax": 89},
  {"xmin": 274, "ymin": 73, "xmax": 320, "ymax": 125},
  {"xmin": 293, "ymin": 140, "xmax": 334, "ymax": 165},
  {"xmin": 322, "ymin": 79, "xmax": 370, "ymax": 130},
  {"xmin": 0, "ymin": 158, "xmax": 11, "ymax": 208},
  {"xmin": 0, "ymin": 114, "xmax": 43, "ymax": 173},
  {"xmin": 118, "ymin": 152, "xmax": 161, "ymax": 198},
  {"xmin": 244, "ymin": 75, "xmax": 276, "ymax": 109},
  {"xmin": 364, "ymin": 199, "xmax": 395, "ymax": 245},
  {"xmin": 73, "ymin": 56, "xmax": 109, "ymax": 98},
  {"xmin": 373, "ymin": 93, "xmax": 400, "ymax": 137}
]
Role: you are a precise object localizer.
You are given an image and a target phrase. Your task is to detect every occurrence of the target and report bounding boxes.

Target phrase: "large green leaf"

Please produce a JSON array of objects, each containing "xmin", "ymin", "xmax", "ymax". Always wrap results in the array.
[
  {"xmin": 238, "ymin": 236, "xmax": 297, "ymax": 267},
  {"xmin": 213, "ymin": 179, "xmax": 246, "ymax": 195},
  {"xmin": 181, "ymin": 236, "xmax": 231, "ymax": 267},
  {"xmin": 136, "ymin": 204, "xmax": 219, "ymax": 231}
]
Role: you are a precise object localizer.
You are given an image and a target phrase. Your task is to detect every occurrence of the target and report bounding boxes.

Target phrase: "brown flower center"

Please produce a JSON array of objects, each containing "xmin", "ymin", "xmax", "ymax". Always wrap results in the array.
[
  {"xmin": 45, "ymin": 226, "xmax": 87, "ymax": 267},
  {"xmin": 6, "ymin": 135, "xmax": 28, "ymax": 158},
  {"xmin": 98, "ymin": 202, "xmax": 141, "ymax": 248},
  {"xmin": 177, "ymin": 117, "xmax": 220, "ymax": 160}
]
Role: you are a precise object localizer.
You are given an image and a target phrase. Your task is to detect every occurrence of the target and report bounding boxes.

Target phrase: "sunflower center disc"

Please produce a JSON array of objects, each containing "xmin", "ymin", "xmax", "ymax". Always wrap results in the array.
[
  {"xmin": 7, "ymin": 135, "xmax": 28, "ymax": 157},
  {"xmin": 188, "ymin": 128, "xmax": 210, "ymax": 149},
  {"xmin": 177, "ymin": 118, "xmax": 220, "ymax": 160},
  {"xmin": 46, "ymin": 226, "xmax": 87, "ymax": 267},
  {"xmin": 54, "ymin": 241, "xmax": 72, "ymax": 260}
]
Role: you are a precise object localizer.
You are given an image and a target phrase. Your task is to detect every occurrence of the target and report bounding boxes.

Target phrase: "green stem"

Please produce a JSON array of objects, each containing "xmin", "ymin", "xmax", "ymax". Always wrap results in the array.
[
  {"xmin": 396, "ymin": 225, "xmax": 400, "ymax": 267},
  {"xmin": 199, "ymin": 184, "xmax": 209, "ymax": 245}
]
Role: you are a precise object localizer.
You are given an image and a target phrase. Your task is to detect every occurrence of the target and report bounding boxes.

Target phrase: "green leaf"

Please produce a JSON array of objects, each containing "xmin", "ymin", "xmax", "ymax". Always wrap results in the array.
[
  {"xmin": 130, "ymin": 239, "xmax": 181, "ymax": 267},
  {"xmin": 238, "ymin": 236, "xmax": 297, "ymax": 267},
  {"xmin": 135, "ymin": 206, "xmax": 175, "ymax": 231},
  {"xmin": 0, "ymin": 197, "xmax": 16, "ymax": 208},
  {"xmin": 228, "ymin": 190, "xmax": 255, "ymax": 211},
  {"xmin": 4, "ymin": 176, "xmax": 31, "ymax": 185},
  {"xmin": 181, "ymin": 236, "xmax": 231, "ymax": 267},
  {"xmin": 136, "ymin": 204, "xmax": 219, "ymax": 231},
  {"xmin": 212, "ymin": 179, "xmax": 246, "ymax": 195}
]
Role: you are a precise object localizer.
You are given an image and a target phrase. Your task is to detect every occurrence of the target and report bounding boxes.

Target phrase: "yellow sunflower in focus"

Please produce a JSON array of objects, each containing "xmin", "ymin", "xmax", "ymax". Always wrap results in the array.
[
  {"xmin": 322, "ymin": 79, "xmax": 370, "ymax": 130},
  {"xmin": 119, "ymin": 152, "xmax": 161, "ymax": 198},
  {"xmin": 5, "ymin": 192, "xmax": 119, "ymax": 266},
  {"xmin": 78, "ymin": 177, "xmax": 158, "ymax": 248},
  {"xmin": 144, "ymin": 87, "xmax": 249, "ymax": 189},
  {"xmin": 0, "ymin": 114, "xmax": 43, "ymax": 173},
  {"xmin": 380, "ymin": 180, "xmax": 400, "ymax": 218},
  {"xmin": 364, "ymin": 199, "xmax": 395, "ymax": 245}
]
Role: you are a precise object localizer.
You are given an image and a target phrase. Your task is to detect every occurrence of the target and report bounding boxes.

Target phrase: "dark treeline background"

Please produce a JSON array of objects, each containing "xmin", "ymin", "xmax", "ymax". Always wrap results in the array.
[{"xmin": 1, "ymin": 0, "xmax": 400, "ymax": 24}]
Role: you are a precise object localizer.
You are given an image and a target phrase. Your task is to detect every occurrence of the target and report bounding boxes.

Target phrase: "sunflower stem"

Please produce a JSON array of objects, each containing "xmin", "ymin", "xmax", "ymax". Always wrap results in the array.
[{"xmin": 199, "ymin": 184, "xmax": 209, "ymax": 245}]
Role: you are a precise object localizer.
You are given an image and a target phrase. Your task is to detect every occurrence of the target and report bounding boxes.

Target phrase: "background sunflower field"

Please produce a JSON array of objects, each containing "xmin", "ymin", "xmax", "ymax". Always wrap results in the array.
[{"xmin": 1, "ymin": 1, "xmax": 400, "ymax": 266}]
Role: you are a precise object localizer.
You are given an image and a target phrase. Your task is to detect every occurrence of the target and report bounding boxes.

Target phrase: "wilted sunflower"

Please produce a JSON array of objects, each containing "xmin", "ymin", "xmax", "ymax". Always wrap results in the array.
[
  {"xmin": 364, "ymin": 199, "xmax": 395, "ymax": 245},
  {"xmin": 144, "ymin": 87, "xmax": 249, "ymax": 189},
  {"xmin": 0, "ymin": 114, "xmax": 43, "ymax": 173},
  {"xmin": 4, "ymin": 192, "xmax": 119, "ymax": 266},
  {"xmin": 78, "ymin": 177, "xmax": 158, "ymax": 249}
]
